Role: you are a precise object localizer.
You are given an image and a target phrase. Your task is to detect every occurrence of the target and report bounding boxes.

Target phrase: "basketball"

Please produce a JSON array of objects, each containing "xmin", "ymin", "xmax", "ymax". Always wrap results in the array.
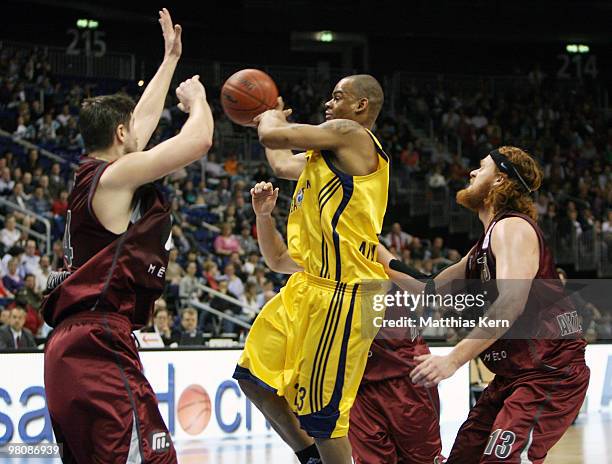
[
  {"xmin": 177, "ymin": 384, "xmax": 212, "ymax": 435},
  {"xmin": 221, "ymin": 69, "xmax": 279, "ymax": 126}
]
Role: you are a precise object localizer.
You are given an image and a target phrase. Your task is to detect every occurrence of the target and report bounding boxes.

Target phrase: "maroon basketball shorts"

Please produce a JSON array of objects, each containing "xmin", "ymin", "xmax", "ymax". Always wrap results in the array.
[
  {"xmin": 447, "ymin": 363, "xmax": 589, "ymax": 464},
  {"xmin": 349, "ymin": 376, "xmax": 445, "ymax": 464},
  {"xmin": 44, "ymin": 311, "xmax": 177, "ymax": 463}
]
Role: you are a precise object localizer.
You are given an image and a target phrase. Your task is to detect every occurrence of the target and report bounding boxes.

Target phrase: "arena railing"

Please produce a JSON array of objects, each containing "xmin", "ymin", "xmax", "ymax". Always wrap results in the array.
[
  {"xmin": 0, "ymin": 130, "xmax": 78, "ymax": 169},
  {"xmin": 189, "ymin": 299, "xmax": 252, "ymax": 331},
  {"xmin": 0, "ymin": 211, "xmax": 48, "ymax": 251},
  {"xmin": 390, "ymin": 174, "xmax": 611, "ymax": 275},
  {"xmin": 0, "ymin": 197, "xmax": 51, "ymax": 253},
  {"xmin": 196, "ymin": 283, "xmax": 260, "ymax": 315}
]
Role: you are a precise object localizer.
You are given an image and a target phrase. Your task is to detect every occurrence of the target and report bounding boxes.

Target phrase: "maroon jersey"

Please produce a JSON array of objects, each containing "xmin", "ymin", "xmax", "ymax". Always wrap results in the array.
[
  {"xmin": 41, "ymin": 158, "xmax": 172, "ymax": 329},
  {"xmin": 465, "ymin": 210, "xmax": 586, "ymax": 376},
  {"xmin": 362, "ymin": 327, "xmax": 431, "ymax": 383}
]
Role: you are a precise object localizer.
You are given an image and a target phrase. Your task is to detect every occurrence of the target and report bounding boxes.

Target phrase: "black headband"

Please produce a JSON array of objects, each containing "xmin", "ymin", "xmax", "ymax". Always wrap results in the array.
[{"xmin": 489, "ymin": 149, "xmax": 532, "ymax": 193}]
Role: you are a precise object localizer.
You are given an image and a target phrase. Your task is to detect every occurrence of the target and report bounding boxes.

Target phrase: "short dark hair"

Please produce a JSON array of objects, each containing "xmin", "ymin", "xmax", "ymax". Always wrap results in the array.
[
  {"xmin": 346, "ymin": 74, "xmax": 384, "ymax": 122},
  {"xmin": 79, "ymin": 94, "xmax": 135, "ymax": 152}
]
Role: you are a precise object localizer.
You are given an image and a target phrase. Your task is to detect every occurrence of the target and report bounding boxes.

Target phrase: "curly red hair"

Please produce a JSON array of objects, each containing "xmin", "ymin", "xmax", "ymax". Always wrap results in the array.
[{"xmin": 484, "ymin": 146, "xmax": 543, "ymax": 221}]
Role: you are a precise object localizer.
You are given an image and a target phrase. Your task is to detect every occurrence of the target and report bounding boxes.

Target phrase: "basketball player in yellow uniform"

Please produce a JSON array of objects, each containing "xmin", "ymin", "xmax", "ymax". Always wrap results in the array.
[{"xmin": 232, "ymin": 75, "xmax": 389, "ymax": 464}]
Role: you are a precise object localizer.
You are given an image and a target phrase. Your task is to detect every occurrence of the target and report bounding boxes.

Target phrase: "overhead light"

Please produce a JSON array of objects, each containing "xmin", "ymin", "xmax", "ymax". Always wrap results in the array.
[
  {"xmin": 77, "ymin": 18, "xmax": 99, "ymax": 29},
  {"xmin": 316, "ymin": 31, "xmax": 334, "ymax": 43},
  {"xmin": 566, "ymin": 44, "xmax": 589, "ymax": 54}
]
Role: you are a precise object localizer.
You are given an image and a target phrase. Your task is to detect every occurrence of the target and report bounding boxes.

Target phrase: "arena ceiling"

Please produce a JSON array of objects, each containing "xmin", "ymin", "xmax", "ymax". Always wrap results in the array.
[{"xmin": 8, "ymin": 0, "xmax": 612, "ymax": 43}]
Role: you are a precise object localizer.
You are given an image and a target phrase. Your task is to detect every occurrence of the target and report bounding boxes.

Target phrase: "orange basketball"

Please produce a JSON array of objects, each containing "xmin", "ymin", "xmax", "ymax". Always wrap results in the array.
[
  {"xmin": 177, "ymin": 384, "xmax": 212, "ymax": 435},
  {"xmin": 221, "ymin": 69, "xmax": 279, "ymax": 126}
]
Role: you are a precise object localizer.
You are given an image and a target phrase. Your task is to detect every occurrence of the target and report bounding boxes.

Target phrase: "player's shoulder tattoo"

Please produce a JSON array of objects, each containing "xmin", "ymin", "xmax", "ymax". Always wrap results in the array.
[{"xmin": 325, "ymin": 119, "xmax": 361, "ymax": 135}]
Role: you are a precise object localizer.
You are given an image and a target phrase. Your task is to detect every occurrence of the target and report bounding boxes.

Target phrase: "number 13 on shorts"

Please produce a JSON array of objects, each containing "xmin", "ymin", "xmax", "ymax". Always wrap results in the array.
[{"xmin": 484, "ymin": 429, "xmax": 516, "ymax": 459}]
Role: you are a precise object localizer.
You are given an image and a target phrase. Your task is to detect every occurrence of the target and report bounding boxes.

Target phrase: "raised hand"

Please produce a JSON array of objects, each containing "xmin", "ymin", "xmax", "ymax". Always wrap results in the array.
[
  {"xmin": 159, "ymin": 8, "xmax": 182, "ymax": 61},
  {"xmin": 251, "ymin": 182, "xmax": 279, "ymax": 216},
  {"xmin": 176, "ymin": 75, "xmax": 206, "ymax": 113},
  {"xmin": 253, "ymin": 96, "xmax": 292, "ymax": 126}
]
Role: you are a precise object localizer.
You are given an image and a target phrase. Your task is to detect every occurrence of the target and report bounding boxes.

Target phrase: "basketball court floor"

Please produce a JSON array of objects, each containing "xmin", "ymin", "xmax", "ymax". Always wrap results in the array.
[{"xmin": 20, "ymin": 411, "xmax": 611, "ymax": 464}]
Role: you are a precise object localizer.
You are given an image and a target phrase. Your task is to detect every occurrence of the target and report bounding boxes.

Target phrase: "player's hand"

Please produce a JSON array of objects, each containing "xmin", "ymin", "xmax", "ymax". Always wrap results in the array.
[
  {"xmin": 176, "ymin": 75, "xmax": 206, "ymax": 113},
  {"xmin": 410, "ymin": 354, "xmax": 460, "ymax": 388},
  {"xmin": 253, "ymin": 97, "xmax": 292, "ymax": 126},
  {"xmin": 251, "ymin": 182, "xmax": 279, "ymax": 216},
  {"xmin": 159, "ymin": 8, "xmax": 182, "ymax": 60}
]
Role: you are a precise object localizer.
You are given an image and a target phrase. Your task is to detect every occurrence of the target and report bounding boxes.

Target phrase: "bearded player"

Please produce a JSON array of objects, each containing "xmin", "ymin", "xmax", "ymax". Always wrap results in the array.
[
  {"xmin": 233, "ymin": 75, "xmax": 388, "ymax": 464},
  {"xmin": 41, "ymin": 9, "xmax": 213, "ymax": 463},
  {"xmin": 379, "ymin": 146, "xmax": 589, "ymax": 463}
]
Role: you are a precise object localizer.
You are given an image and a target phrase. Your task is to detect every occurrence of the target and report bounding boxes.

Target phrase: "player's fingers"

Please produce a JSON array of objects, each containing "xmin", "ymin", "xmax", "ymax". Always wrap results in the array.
[
  {"xmin": 410, "ymin": 365, "xmax": 425, "ymax": 383},
  {"xmin": 175, "ymin": 24, "xmax": 182, "ymax": 38},
  {"xmin": 414, "ymin": 354, "xmax": 431, "ymax": 363},
  {"xmin": 276, "ymin": 96, "xmax": 284, "ymax": 110},
  {"xmin": 162, "ymin": 7, "xmax": 172, "ymax": 24},
  {"xmin": 283, "ymin": 109, "xmax": 292, "ymax": 117},
  {"xmin": 177, "ymin": 102, "xmax": 186, "ymax": 112},
  {"xmin": 412, "ymin": 360, "xmax": 433, "ymax": 383}
]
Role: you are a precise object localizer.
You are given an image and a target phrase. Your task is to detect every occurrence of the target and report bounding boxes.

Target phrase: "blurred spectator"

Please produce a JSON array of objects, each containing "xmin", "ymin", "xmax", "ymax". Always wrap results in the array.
[
  {"xmin": 171, "ymin": 225, "xmax": 191, "ymax": 255},
  {"xmin": 179, "ymin": 262, "xmax": 202, "ymax": 307},
  {"xmin": 19, "ymin": 240, "xmax": 40, "ymax": 278},
  {"xmin": 0, "ymin": 167, "xmax": 14, "ymax": 194},
  {"xmin": 223, "ymin": 263, "xmax": 245, "ymax": 298},
  {"xmin": 35, "ymin": 255, "xmax": 51, "ymax": 293},
  {"xmin": 0, "ymin": 307, "xmax": 10, "ymax": 327},
  {"xmin": 51, "ymin": 190, "xmax": 68, "ymax": 216},
  {"xmin": 17, "ymin": 273, "xmax": 42, "ymax": 311},
  {"xmin": 238, "ymin": 226, "xmax": 258, "ymax": 256},
  {"xmin": 8, "ymin": 182, "xmax": 29, "ymax": 209},
  {"xmin": 1, "ymin": 215, "xmax": 20, "ymax": 249},
  {"xmin": 242, "ymin": 252, "xmax": 261, "ymax": 276},
  {"xmin": 202, "ymin": 260, "xmax": 220, "ymax": 290},
  {"xmin": 29, "ymin": 186, "xmax": 51, "ymax": 216},
  {"xmin": 214, "ymin": 223, "xmax": 243, "ymax": 256},
  {"xmin": 175, "ymin": 307, "xmax": 205, "ymax": 346},
  {"xmin": 165, "ymin": 248, "xmax": 184, "ymax": 285},
  {"xmin": 141, "ymin": 300, "xmax": 177, "ymax": 347},
  {"xmin": 0, "ymin": 307, "xmax": 36, "ymax": 349},
  {"xmin": 383, "ymin": 222, "xmax": 412, "ymax": 252},
  {"xmin": 3, "ymin": 258, "xmax": 23, "ymax": 293}
]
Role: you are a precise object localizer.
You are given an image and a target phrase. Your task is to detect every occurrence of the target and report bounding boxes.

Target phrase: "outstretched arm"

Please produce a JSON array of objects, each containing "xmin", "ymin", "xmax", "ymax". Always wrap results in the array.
[
  {"xmin": 251, "ymin": 182, "xmax": 303, "ymax": 274},
  {"xmin": 411, "ymin": 218, "xmax": 539, "ymax": 387},
  {"xmin": 132, "ymin": 8, "xmax": 182, "ymax": 151},
  {"xmin": 255, "ymin": 98, "xmax": 375, "ymax": 177},
  {"xmin": 264, "ymin": 148, "xmax": 306, "ymax": 181},
  {"xmin": 100, "ymin": 75, "xmax": 213, "ymax": 191}
]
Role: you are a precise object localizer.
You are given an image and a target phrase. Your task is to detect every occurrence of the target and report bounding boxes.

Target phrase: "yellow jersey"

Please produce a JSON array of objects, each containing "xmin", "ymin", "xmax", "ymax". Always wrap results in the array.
[{"xmin": 287, "ymin": 128, "xmax": 389, "ymax": 283}]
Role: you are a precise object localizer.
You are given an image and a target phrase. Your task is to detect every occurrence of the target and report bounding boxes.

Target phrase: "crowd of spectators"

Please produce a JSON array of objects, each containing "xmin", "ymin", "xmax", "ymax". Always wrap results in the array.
[{"xmin": 0, "ymin": 45, "xmax": 610, "ymax": 349}]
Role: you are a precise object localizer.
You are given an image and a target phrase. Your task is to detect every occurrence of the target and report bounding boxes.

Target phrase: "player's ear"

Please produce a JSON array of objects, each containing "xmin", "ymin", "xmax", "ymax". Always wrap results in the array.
[
  {"xmin": 355, "ymin": 97, "xmax": 368, "ymax": 115},
  {"xmin": 116, "ymin": 123, "xmax": 127, "ymax": 143},
  {"xmin": 493, "ymin": 174, "xmax": 504, "ymax": 186}
]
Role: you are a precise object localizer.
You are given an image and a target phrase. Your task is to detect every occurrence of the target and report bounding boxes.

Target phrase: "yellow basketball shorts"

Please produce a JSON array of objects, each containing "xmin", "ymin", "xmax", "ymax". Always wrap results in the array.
[{"xmin": 233, "ymin": 271, "xmax": 379, "ymax": 438}]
